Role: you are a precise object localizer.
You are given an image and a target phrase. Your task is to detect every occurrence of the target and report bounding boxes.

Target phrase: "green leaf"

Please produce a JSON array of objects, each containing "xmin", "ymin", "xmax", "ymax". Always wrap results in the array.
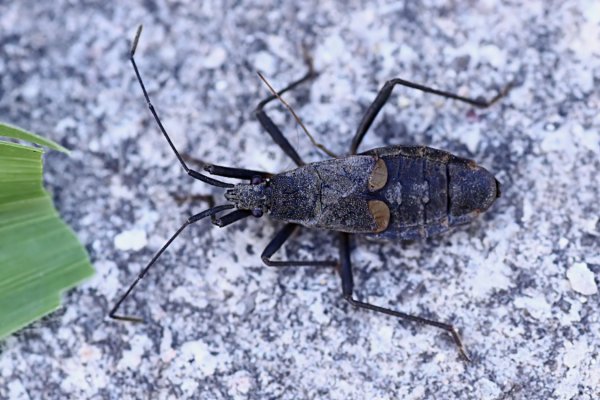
[
  {"xmin": 0, "ymin": 122, "xmax": 69, "ymax": 153},
  {"xmin": 0, "ymin": 123, "xmax": 94, "ymax": 340}
]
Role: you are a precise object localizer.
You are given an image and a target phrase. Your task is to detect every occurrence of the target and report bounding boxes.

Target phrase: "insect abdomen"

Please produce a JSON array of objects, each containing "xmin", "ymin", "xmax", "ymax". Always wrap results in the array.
[{"xmin": 363, "ymin": 146, "xmax": 498, "ymax": 240}]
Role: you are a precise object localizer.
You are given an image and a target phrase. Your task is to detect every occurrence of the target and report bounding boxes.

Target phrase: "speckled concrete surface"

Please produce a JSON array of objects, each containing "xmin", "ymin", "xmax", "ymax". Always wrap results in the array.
[{"xmin": 1, "ymin": 1, "xmax": 599, "ymax": 399}]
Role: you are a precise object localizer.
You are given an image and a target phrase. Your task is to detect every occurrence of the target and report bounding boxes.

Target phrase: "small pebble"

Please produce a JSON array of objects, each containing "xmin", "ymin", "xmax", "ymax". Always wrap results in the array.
[
  {"xmin": 566, "ymin": 262, "xmax": 598, "ymax": 296},
  {"xmin": 114, "ymin": 229, "xmax": 148, "ymax": 251}
]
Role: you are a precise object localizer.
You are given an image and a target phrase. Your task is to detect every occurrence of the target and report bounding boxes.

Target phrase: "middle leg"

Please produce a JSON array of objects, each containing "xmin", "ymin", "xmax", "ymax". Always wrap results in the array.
[{"xmin": 261, "ymin": 223, "xmax": 337, "ymax": 267}]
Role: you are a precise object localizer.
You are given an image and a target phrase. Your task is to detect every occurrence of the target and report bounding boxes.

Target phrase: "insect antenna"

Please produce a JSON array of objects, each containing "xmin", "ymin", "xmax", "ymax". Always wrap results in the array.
[
  {"xmin": 130, "ymin": 25, "xmax": 234, "ymax": 188},
  {"xmin": 257, "ymin": 71, "xmax": 338, "ymax": 158},
  {"xmin": 110, "ymin": 204, "xmax": 234, "ymax": 323}
]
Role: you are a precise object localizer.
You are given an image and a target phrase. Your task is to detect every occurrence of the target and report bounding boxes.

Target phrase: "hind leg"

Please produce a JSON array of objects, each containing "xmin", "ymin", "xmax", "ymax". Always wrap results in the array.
[
  {"xmin": 337, "ymin": 232, "xmax": 470, "ymax": 360},
  {"xmin": 350, "ymin": 78, "xmax": 512, "ymax": 154}
]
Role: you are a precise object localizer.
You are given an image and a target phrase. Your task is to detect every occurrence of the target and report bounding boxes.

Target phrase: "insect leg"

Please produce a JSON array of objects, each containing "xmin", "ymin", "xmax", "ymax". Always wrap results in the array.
[
  {"xmin": 171, "ymin": 193, "xmax": 216, "ymax": 207},
  {"xmin": 350, "ymin": 78, "xmax": 512, "ymax": 154},
  {"xmin": 257, "ymin": 72, "xmax": 338, "ymax": 159},
  {"xmin": 181, "ymin": 155, "xmax": 273, "ymax": 180},
  {"xmin": 170, "ymin": 194, "xmax": 226, "ymax": 227},
  {"xmin": 190, "ymin": 195, "xmax": 252, "ymax": 228},
  {"xmin": 254, "ymin": 66, "xmax": 317, "ymax": 166},
  {"xmin": 170, "ymin": 194, "xmax": 251, "ymax": 228},
  {"xmin": 261, "ymin": 223, "xmax": 337, "ymax": 267},
  {"xmin": 338, "ymin": 233, "xmax": 471, "ymax": 361},
  {"xmin": 129, "ymin": 25, "xmax": 233, "ymax": 188},
  {"xmin": 214, "ymin": 210, "xmax": 252, "ymax": 227},
  {"xmin": 204, "ymin": 164, "xmax": 272, "ymax": 180},
  {"xmin": 110, "ymin": 204, "xmax": 234, "ymax": 322}
]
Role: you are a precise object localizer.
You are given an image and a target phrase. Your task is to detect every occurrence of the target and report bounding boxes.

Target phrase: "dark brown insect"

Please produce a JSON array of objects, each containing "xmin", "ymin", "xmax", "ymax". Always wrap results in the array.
[
  {"xmin": 227, "ymin": 145, "xmax": 499, "ymax": 240},
  {"xmin": 111, "ymin": 25, "xmax": 510, "ymax": 361}
]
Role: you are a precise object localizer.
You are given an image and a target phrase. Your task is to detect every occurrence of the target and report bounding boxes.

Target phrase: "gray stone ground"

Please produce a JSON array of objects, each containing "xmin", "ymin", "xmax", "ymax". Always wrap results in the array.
[{"xmin": 1, "ymin": 1, "xmax": 599, "ymax": 399}]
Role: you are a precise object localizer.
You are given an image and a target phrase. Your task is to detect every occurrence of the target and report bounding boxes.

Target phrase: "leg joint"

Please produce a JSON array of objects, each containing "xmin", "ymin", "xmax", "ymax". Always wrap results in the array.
[
  {"xmin": 261, "ymin": 255, "xmax": 274, "ymax": 266},
  {"xmin": 343, "ymin": 294, "xmax": 356, "ymax": 306}
]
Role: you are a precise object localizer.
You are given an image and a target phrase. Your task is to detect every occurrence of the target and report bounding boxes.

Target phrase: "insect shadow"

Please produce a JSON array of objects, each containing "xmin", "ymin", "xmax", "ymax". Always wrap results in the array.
[{"xmin": 110, "ymin": 25, "xmax": 511, "ymax": 361}]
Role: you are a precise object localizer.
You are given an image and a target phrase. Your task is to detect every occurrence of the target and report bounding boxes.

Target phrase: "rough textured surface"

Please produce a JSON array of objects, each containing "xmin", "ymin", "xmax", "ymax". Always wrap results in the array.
[{"xmin": 1, "ymin": 1, "xmax": 599, "ymax": 399}]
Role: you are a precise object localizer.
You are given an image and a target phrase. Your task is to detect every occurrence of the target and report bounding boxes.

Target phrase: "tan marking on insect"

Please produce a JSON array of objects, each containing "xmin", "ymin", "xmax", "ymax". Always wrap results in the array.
[
  {"xmin": 368, "ymin": 200, "xmax": 390, "ymax": 233},
  {"xmin": 368, "ymin": 158, "xmax": 388, "ymax": 192}
]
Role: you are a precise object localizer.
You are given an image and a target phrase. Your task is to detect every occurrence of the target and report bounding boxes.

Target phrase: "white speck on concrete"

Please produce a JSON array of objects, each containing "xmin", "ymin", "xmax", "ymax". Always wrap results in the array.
[
  {"xmin": 397, "ymin": 95, "xmax": 412, "ymax": 108},
  {"xmin": 476, "ymin": 377, "xmax": 501, "ymax": 399},
  {"xmin": 558, "ymin": 237, "xmax": 569, "ymax": 249},
  {"xmin": 466, "ymin": 237, "xmax": 514, "ymax": 297},
  {"xmin": 114, "ymin": 229, "xmax": 148, "ymax": 251},
  {"xmin": 552, "ymin": 368, "xmax": 581, "ymax": 400},
  {"xmin": 226, "ymin": 370, "xmax": 254, "ymax": 397},
  {"xmin": 169, "ymin": 285, "xmax": 209, "ymax": 309},
  {"xmin": 83, "ymin": 260, "xmax": 119, "ymax": 298},
  {"xmin": 561, "ymin": 298, "xmax": 582, "ymax": 324},
  {"xmin": 215, "ymin": 79, "xmax": 228, "ymax": 91},
  {"xmin": 134, "ymin": 210, "xmax": 160, "ymax": 231},
  {"xmin": 514, "ymin": 294, "xmax": 552, "ymax": 320},
  {"xmin": 109, "ymin": 120, "xmax": 140, "ymax": 141},
  {"xmin": 253, "ymin": 51, "xmax": 277, "ymax": 76},
  {"xmin": 460, "ymin": 124, "xmax": 481, "ymax": 153},
  {"xmin": 180, "ymin": 340, "xmax": 219, "ymax": 376},
  {"xmin": 521, "ymin": 198, "xmax": 533, "ymax": 223},
  {"xmin": 582, "ymin": 217, "xmax": 600, "ymax": 236},
  {"xmin": 159, "ymin": 328, "xmax": 176, "ymax": 364},
  {"xmin": 160, "ymin": 116, "xmax": 188, "ymax": 154},
  {"xmin": 7, "ymin": 380, "xmax": 27, "ymax": 400},
  {"xmin": 399, "ymin": 43, "xmax": 418, "ymax": 64},
  {"xmin": 202, "ymin": 46, "xmax": 227, "ymax": 69},
  {"xmin": 369, "ymin": 324, "xmax": 394, "ymax": 355},
  {"xmin": 54, "ymin": 116, "xmax": 77, "ymax": 135},
  {"xmin": 78, "ymin": 344, "xmax": 102, "ymax": 364},
  {"xmin": 540, "ymin": 125, "xmax": 574, "ymax": 154},
  {"xmin": 566, "ymin": 262, "xmax": 598, "ymax": 295},
  {"xmin": 110, "ymin": 176, "xmax": 134, "ymax": 201},
  {"xmin": 21, "ymin": 76, "xmax": 40, "ymax": 100},
  {"xmin": 573, "ymin": 124, "xmax": 600, "ymax": 153},
  {"xmin": 586, "ymin": 254, "xmax": 600, "ymax": 265},
  {"xmin": 315, "ymin": 33, "xmax": 346, "ymax": 66},
  {"xmin": 309, "ymin": 298, "xmax": 330, "ymax": 325},
  {"xmin": 117, "ymin": 335, "xmax": 152, "ymax": 370},
  {"xmin": 563, "ymin": 339, "xmax": 589, "ymax": 368},
  {"xmin": 479, "ymin": 44, "xmax": 506, "ymax": 68}
]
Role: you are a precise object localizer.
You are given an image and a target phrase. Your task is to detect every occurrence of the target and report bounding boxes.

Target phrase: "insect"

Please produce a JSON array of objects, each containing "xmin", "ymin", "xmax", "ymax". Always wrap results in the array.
[{"xmin": 110, "ymin": 26, "xmax": 510, "ymax": 361}]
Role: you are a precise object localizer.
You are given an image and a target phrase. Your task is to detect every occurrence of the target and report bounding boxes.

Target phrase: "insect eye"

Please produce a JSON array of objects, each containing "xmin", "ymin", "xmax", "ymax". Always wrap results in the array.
[
  {"xmin": 251, "ymin": 176, "xmax": 263, "ymax": 185},
  {"xmin": 252, "ymin": 208, "xmax": 263, "ymax": 218}
]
